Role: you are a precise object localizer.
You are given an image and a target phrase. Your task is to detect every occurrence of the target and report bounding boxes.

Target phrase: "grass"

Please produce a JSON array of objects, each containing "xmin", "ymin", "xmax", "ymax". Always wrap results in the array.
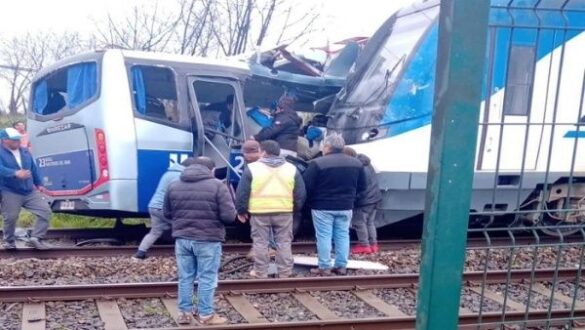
[
  {"xmin": 0, "ymin": 212, "xmax": 148, "ymax": 229},
  {"xmin": 0, "ymin": 114, "xmax": 147, "ymax": 230}
]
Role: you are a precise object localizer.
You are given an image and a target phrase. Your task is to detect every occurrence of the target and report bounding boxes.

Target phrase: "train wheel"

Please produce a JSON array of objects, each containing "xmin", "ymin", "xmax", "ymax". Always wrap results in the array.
[{"xmin": 540, "ymin": 198, "xmax": 585, "ymax": 237}]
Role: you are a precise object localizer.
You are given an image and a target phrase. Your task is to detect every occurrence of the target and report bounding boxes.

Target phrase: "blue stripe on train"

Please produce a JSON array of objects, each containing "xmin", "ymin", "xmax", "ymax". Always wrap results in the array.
[{"xmin": 383, "ymin": 4, "xmax": 584, "ymax": 138}]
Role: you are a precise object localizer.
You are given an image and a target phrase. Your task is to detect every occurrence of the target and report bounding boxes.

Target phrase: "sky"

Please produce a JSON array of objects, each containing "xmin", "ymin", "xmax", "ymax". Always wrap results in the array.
[
  {"xmin": 0, "ymin": 0, "xmax": 414, "ymax": 47},
  {"xmin": 0, "ymin": 0, "xmax": 415, "ymax": 111}
]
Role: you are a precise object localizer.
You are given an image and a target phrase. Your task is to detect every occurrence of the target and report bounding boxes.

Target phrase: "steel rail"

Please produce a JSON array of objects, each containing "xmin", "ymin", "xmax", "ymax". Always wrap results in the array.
[
  {"xmin": 1, "ymin": 236, "xmax": 583, "ymax": 259},
  {"xmin": 127, "ymin": 312, "xmax": 585, "ymax": 330},
  {"xmin": 0, "ymin": 268, "xmax": 580, "ymax": 302}
]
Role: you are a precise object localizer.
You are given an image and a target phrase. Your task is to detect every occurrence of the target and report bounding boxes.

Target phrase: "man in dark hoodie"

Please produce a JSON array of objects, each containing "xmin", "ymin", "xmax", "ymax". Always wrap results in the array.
[
  {"xmin": 343, "ymin": 147, "xmax": 382, "ymax": 254},
  {"xmin": 164, "ymin": 157, "xmax": 236, "ymax": 326},
  {"xmin": 252, "ymin": 94, "xmax": 302, "ymax": 157},
  {"xmin": 236, "ymin": 140, "xmax": 306, "ymax": 278}
]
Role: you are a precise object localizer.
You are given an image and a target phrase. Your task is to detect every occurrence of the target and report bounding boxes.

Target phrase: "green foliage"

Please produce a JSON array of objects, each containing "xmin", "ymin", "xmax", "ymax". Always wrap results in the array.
[
  {"xmin": 0, "ymin": 114, "xmax": 25, "ymax": 128},
  {"xmin": 0, "ymin": 211, "xmax": 117, "ymax": 229}
]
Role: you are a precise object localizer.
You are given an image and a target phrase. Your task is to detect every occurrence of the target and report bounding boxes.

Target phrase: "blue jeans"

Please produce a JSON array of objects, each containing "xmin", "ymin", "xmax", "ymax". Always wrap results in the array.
[
  {"xmin": 175, "ymin": 239, "xmax": 222, "ymax": 316},
  {"xmin": 311, "ymin": 209, "xmax": 352, "ymax": 269}
]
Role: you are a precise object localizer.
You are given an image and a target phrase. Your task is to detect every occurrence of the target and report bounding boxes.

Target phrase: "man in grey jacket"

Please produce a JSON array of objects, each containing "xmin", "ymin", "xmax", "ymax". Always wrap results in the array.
[
  {"xmin": 236, "ymin": 140, "xmax": 306, "ymax": 278},
  {"xmin": 164, "ymin": 157, "xmax": 236, "ymax": 325}
]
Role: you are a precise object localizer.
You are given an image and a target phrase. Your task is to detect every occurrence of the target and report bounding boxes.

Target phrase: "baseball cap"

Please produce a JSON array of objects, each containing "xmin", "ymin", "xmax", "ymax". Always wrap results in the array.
[{"xmin": 0, "ymin": 127, "xmax": 22, "ymax": 141}]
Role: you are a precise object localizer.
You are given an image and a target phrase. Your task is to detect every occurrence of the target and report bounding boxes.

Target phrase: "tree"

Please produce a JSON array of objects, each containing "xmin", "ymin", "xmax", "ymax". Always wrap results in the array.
[{"xmin": 0, "ymin": 32, "xmax": 89, "ymax": 114}]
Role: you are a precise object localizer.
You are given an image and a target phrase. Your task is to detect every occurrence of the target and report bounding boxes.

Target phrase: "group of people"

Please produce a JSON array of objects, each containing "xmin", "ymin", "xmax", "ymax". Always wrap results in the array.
[
  {"xmin": 1, "ymin": 122, "xmax": 52, "ymax": 251},
  {"xmin": 0, "ymin": 96, "xmax": 382, "ymax": 326},
  {"xmin": 132, "ymin": 94, "xmax": 381, "ymax": 325}
]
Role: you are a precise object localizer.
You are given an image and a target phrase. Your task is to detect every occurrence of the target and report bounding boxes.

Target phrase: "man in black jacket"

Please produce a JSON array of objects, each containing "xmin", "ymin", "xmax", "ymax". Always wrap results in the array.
[
  {"xmin": 343, "ymin": 148, "xmax": 382, "ymax": 254},
  {"xmin": 253, "ymin": 94, "xmax": 302, "ymax": 157},
  {"xmin": 164, "ymin": 157, "xmax": 236, "ymax": 326},
  {"xmin": 303, "ymin": 134, "xmax": 366, "ymax": 275}
]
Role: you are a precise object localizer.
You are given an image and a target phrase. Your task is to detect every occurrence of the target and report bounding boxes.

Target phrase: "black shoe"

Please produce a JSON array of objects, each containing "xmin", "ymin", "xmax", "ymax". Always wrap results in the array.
[
  {"xmin": 332, "ymin": 267, "xmax": 347, "ymax": 275},
  {"xmin": 26, "ymin": 238, "xmax": 50, "ymax": 250},
  {"xmin": 2, "ymin": 241, "xmax": 17, "ymax": 250},
  {"xmin": 132, "ymin": 250, "xmax": 147, "ymax": 260}
]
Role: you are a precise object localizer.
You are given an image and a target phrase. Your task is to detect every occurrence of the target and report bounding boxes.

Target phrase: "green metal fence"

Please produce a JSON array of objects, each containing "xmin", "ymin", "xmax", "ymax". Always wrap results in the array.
[{"xmin": 417, "ymin": 0, "xmax": 585, "ymax": 329}]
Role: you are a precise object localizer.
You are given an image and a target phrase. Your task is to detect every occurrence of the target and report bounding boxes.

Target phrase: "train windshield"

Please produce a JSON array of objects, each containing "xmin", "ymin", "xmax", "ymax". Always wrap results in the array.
[
  {"xmin": 333, "ymin": 1, "xmax": 439, "ymax": 112},
  {"xmin": 31, "ymin": 62, "xmax": 99, "ymax": 118}
]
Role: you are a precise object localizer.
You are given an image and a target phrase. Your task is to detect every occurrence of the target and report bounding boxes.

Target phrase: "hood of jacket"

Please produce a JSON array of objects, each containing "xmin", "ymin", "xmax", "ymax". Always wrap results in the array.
[
  {"xmin": 357, "ymin": 154, "xmax": 371, "ymax": 167},
  {"xmin": 259, "ymin": 155, "xmax": 286, "ymax": 167},
  {"xmin": 180, "ymin": 164, "xmax": 214, "ymax": 182},
  {"xmin": 168, "ymin": 162, "xmax": 185, "ymax": 172}
]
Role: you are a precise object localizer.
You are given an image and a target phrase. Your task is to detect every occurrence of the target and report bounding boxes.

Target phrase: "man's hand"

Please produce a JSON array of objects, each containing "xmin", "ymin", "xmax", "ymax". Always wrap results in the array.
[
  {"xmin": 15, "ymin": 170, "xmax": 31, "ymax": 179},
  {"xmin": 37, "ymin": 186, "xmax": 49, "ymax": 194},
  {"xmin": 237, "ymin": 214, "xmax": 248, "ymax": 223}
]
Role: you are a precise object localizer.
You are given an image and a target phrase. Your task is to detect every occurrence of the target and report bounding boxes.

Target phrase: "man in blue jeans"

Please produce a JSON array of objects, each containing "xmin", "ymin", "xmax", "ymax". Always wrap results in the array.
[
  {"xmin": 164, "ymin": 157, "xmax": 236, "ymax": 325},
  {"xmin": 303, "ymin": 134, "xmax": 366, "ymax": 275}
]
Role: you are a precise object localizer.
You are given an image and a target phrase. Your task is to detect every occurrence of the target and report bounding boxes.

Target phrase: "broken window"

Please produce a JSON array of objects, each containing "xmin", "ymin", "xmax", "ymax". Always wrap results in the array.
[
  {"xmin": 503, "ymin": 45, "xmax": 536, "ymax": 116},
  {"xmin": 192, "ymin": 80, "xmax": 240, "ymax": 139},
  {"xmin": 32, "ymin": 62, "xmax": 98, "ymax": 116},
  {"xmin": 131, "ymin": 65, "xmax": 179, "ymax": 124}
]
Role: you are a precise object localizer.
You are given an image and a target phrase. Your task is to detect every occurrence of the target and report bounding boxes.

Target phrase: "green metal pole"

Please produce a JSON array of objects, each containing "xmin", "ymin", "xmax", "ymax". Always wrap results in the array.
[{"xmin": 415, "ymin": 1, "xmax": 490, "ymax": 329}]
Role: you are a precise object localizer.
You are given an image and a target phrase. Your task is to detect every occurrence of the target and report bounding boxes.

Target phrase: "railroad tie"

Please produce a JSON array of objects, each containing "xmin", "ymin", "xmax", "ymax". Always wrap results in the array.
[
  {"xmin": 96, "ymin": 300, "xmax": 128, "ymax": 330},
  {"xmin": 529, "ymin": 284, "xmax": 585, "ymax": 310},
  {"xmin": 469, "ymin": 286, "xmax": 534, "ymax": 312},
  {"xmin": 225, "ymin": 294, "xmax": 267, "ymax": 323},
  {"xmin": 21, "ymin": 302, "xmax": 45, "ymax": 330},
  {"xmin": 292, "ymin": 292, "xmax": 339, "ymax": 320},
  {"xmin": 161, "ymin": 298, "xmax": 194, "ymax": 327},
  {"xmin": 352, "ymin": 290, "xmax": 406, "ymax": 317}
]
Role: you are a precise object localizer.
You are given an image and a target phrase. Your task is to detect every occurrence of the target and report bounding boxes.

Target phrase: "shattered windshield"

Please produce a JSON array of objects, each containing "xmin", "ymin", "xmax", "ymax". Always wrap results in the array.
[{"xmin": 339, "ymin": 2, "xmax": 440, "ymax": 109}]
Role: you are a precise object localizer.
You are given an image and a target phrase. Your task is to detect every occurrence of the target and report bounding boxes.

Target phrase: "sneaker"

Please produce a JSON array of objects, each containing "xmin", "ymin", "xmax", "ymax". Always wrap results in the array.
[
  {"xmin": 132, "ymin": 250, "xmax": 147, "ymax": 260},
  {"xmin": 249, "ymin": 270, "xmax": 267, "ymax": 279},
  {"xmin": 332, "ymin": 267, "xmax": 347, "ymax": 275},
  {"xmin": 198, "ymin": 313, "xmax": 227, "ymax": 325},
  {"xmin": 370, "ymin": 244, "xmax": 380, "ymax": 253},
  {"xmin": 2, "ymin": 241, "xmax": 17, "ymax": 250},
  {"xmin": 351, "ymin": 244, "xmax": 372, "ymax": 255},
  {"xmin": 177, "ymin": 311, "xmax": 192, "ymax": 325},
  {"xmin": 26, "ymin": 237, "xmax": 49, "ymax": 250},
  {"xmin": 309, "ymin": 268, "xmax": 332, "ymax": 276}
]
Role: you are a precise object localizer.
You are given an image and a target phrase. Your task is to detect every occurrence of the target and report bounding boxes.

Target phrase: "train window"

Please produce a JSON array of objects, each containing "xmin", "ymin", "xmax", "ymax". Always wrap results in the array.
[
  {"xmin": 503, "ymin": 45, "xmax": 536, "ymax": 116},
  {"xmin": 131, "ymin": 66, "xmax": 179, "ymax": 123},
  {"xmin": 32, "ymin": 62, "xmax": 98, "ymax": 116}
]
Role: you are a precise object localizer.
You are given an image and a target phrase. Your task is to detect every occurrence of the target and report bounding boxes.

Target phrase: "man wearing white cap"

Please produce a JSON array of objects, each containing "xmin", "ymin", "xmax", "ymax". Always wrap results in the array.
[{"xmin": 0, "ymin": 127, "xmax": 51, "ymax": 250}]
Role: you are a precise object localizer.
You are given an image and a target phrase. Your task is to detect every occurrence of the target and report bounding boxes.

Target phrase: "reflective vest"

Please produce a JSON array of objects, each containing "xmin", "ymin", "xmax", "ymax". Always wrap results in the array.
[{"xmin": 248, "ymin": 161, "xmax": 296, "ymax": 214}]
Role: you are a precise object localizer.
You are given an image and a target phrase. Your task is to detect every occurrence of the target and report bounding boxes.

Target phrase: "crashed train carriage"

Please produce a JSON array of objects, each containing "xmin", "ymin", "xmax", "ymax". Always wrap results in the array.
[{"xmin": 27, "ymin": 0, "xmax": 585, "ymax": 235}]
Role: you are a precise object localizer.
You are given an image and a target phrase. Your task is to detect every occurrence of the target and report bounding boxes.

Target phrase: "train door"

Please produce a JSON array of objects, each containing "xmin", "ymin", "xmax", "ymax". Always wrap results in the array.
[
  {"xmin": 479, "ymin": 30, "xmax": 545, "ymax": 171},
  {"xmin": 187, "ymin": 76, "xmax": 246, "ymax": 180}
]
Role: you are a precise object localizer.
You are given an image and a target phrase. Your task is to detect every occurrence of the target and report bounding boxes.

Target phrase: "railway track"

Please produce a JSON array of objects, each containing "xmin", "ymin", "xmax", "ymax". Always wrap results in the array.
[
  {"xmin": 3, "ymin": 268, "xmax": 585, "ymax": 329},
  {"xmin": 1, "ymin": 236, "xmax": 583, "ymax": 259}
]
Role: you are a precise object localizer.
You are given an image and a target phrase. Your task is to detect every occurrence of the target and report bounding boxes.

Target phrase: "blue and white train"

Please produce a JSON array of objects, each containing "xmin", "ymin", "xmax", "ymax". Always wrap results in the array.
[{"xmin": 26, "ymin": 0, "xmax": 585, "ymax": 233}]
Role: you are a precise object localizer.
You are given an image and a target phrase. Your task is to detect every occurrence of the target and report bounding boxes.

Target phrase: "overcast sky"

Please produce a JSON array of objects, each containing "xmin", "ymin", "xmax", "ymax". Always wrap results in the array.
[{"xmin": 0, "ymin": 0, "xmax": 414, "ymax": 48}]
